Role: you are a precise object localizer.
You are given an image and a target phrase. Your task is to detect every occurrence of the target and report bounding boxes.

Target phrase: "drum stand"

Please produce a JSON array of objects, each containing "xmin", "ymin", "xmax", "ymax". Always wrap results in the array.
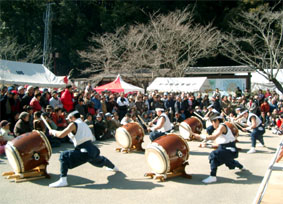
[
  {"xmin": 2, "ymin": 164, "xmax": 50, "ymax": 183},
  {"xmin": 144, "ymin": 162, "xmax": 192, "ymax": 182},
  {"xmin": 115, "ymin": 144, "xmax": 144, "ymax": 153}
]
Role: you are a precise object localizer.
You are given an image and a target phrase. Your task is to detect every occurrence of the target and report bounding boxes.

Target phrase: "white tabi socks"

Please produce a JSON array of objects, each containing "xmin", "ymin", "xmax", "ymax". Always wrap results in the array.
[
  {"xmin": 49, "ymin": 177, "xmax": 68, "ymax": 188},
  {"xmin": 202, "ymin": 176, "xmax": 217, "ymax": 184},
  {"xmin": 247, "ymin": 147, "xmax": 256, "ymax": 154},
  {"xmin": 106, "ymin": 166, "xmax": 120, "ymax": 172}
]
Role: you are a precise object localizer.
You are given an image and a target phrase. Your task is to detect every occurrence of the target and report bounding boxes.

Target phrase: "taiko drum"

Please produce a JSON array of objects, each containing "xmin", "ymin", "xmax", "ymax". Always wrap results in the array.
[
  {"xmin": 5, "ymin": 131, "xmax": 52, "ymax": 173},
  {"xmin": 179, "ymin": 116, "xmax": 203, "ymax": 140},
  {"xmin": 145, "ymin": 133, "xmax": 189, "ymax": 174},
  {"xmin": 115, "ymin": 122, "xmax": 144, "ymax": 149}
]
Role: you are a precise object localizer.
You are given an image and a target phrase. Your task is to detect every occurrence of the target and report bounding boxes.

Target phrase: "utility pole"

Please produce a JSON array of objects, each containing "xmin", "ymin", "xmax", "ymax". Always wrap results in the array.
[{"xmin": 42, "ymin": 2, "xmax": 54, "ymax": 67}]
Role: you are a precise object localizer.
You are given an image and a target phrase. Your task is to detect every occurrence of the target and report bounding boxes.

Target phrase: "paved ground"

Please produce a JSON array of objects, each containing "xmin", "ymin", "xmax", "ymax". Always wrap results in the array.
[{"xmin": 0, "ymin": 129, "xmax": 281, "ymax": 204}]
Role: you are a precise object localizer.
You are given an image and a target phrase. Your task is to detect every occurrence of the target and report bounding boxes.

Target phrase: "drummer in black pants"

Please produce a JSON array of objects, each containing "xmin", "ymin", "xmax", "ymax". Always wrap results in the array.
[
  {"xmin": 49, "ymin": 110, "xmax": 119, "ymax": 188},
  {"xmin": 193, "ymin": 113, "xmax": 245, "ymax": 184}
]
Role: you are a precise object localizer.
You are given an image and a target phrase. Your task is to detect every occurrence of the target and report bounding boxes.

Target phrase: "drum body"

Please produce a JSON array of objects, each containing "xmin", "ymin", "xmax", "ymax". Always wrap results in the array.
[
  {"xmin": 224, "ymin": 122, "xmax": 239, "ymax": 137},
  {"xmin": 145, "ymin": 134, "xmax": 189, "ymax": 174},
  {"xmin": 5, "ymin": 131, "xmax": 52, "ymax": 173},
  {"xmin": 115, "ymin": 122, "xmax": 144, "ymax": 149},
  {"xmin": 179, "ymin": 116, "xmax": 203, "ymax": 140}
]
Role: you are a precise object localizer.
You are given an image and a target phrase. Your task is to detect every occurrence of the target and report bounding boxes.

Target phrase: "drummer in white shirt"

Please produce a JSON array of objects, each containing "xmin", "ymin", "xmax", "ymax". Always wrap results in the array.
[
  {"xmin": 193, "ymin": 113, "xmax": 245, "ymax": 184},
  {"xmin": 48, "ymin": 110, "xmax": 119, "ymax": 187},
  {"xmin": 147, "ymin": 108, "xmax": 172, "ymax": 141}
]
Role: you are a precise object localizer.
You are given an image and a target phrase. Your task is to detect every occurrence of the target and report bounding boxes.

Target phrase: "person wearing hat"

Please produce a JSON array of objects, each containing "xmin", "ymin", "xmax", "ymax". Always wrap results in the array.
[
  {"xmin": 192, "ymin": 113, "xmax": 245, "ymax": 184},
  {"xmin": 21, "ymin": 85, "xmax": 34, "ymax": 108},
  {"xmin": 240, "ymin": 110, "xmax": 265, "ymax": 154},
  {"xmin": 49, "ymin": 91, "xmax": 63, "ymax": 110},
  {"xmin": 104, "ymin": 113, "xmax": 116, "ymax": 139},
  {"xmin": 94, "ymin": 113, "xmax": 107, "ymax": 140},
  {"xmin": 203, "ymin": 105, "xmax": 216, "ymax": 134},
  {"xmin": 147, "ymin": 108, "xmax": 172, "ymax": 141},
  {"xmin": 17, "ymin": 86, "xmax": 25, "ymax": 99},
  {"xmin": 13, "ymin": 112, "xmax": 32, "ymax": 137},
  {"xmin": 49, "ymin": 110, "xmax": 119, "ymax": 187}
]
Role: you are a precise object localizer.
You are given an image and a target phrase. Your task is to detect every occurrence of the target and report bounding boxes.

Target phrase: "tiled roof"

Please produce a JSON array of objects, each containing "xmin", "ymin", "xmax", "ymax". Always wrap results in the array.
[{"xmin": 185, "ymin": 65, "xmax": 255, "ymax": 74}]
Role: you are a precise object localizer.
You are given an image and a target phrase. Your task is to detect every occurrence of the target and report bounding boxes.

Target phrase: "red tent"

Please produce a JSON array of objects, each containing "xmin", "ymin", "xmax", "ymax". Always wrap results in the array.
[{"xmin": 94, "ymin": 75, "xmax": 144, "ymax": 94}]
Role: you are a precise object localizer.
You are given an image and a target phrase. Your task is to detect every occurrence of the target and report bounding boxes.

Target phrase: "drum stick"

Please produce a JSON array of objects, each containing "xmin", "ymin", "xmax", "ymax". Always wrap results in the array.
[
  {"xmin": 221, "ymin": 111, "xmax": 230, "ymax": 122},
  {"xmin": 193, "ymin": 112, "xmax": 205, "ymax": 121},
  {"xmin": 233, "ymin": 121, "xmax": 252, "ymax": 134},
  {"xmin": 40, "ymin": 115, "xmax": 52, "ymax": 131},
  {"xmin": 137, "ymin": 115, "xmax": 149, "ymax": 129},
  {"xmin": 151, "ymin": 116, "xmax": 159, "ymax": 123}
]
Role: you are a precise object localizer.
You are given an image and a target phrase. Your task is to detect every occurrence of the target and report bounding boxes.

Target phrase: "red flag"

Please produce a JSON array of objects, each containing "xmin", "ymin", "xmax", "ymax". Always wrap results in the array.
[{"xmin": 63, "ymin": 76, "xmax": 69, "ymax": 84}]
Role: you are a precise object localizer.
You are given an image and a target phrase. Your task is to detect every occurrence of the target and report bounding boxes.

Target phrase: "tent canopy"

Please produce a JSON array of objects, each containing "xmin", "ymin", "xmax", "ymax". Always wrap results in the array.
[
  {"xmin": 147, "ymin": 77, "xmax": 209, "ymax": 93},
  {"xmin": 94, "ymin": 74, "xmax": 144, "ymax": 94},
  {"xmin": 251, "ymin": 70, "xmax": 283, "ymax": 93},
  {"xmin": 0, "ymin": 60, "xmax": 65, "ymax": 88}
]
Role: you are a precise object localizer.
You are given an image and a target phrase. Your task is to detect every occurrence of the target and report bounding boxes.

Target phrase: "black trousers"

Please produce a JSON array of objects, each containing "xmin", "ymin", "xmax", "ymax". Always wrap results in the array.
[
  {"xmin": 209, "ymin": 142, "xmax": 243, "ymax": 176},
  {"xmin": 59, "ymin": 140, "xmax": 115, "ymax": 177}
]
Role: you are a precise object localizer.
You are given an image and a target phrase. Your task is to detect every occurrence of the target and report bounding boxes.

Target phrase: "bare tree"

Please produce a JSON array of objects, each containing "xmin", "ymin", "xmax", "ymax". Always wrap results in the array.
[
  {"xmin": 147, "ymin": 9, "xmax": 220, "ymax": 77},
  {"xmin": 79, "ymin": 8, "xmax": 220, "ymax": 85},
  {"xmin": 79, "ymin": 27, "xmax": 128, "ymax": 75},
  {"xmin": 221, "ymin": 5, "xmax": 283, "ymax": 93},
  {"xmin": 0, "ymin": 38, "xmax": 42, "ymax": 62}
]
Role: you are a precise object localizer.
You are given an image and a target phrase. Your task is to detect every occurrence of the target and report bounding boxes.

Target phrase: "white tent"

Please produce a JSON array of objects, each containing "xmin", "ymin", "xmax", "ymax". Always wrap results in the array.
[
  {"xmin": 0, "ymin": 60, "xmax": 66, "ymax": 88},
  {"xmin": 147, "ymin": 77, "xmax": 209, "ymax": 93},
  {"xmin": 251, "ymin": 70, "xmax": 283, "ymax": 93}
]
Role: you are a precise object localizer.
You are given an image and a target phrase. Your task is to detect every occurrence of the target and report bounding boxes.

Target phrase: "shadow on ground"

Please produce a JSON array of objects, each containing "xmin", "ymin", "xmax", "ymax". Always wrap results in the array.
[
  {"xmin": 189, "ymin": 151, "xmax": 210, "ymax": 156},
  {"xmin": 31, "ymin": 172, "xmax": 163, "ymax": 190},
  {"xmin": 167, "ymin": 169, "xmax": 263, "ymax": 185},
  {"xmin": 71, "ymin": 172, "xmax": 163, "ymax": 190}
]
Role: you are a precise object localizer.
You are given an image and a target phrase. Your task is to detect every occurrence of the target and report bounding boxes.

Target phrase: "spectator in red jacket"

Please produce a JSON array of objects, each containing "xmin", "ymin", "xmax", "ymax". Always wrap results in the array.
[
  {"xmin": 260, "ymin": 99, "xmax": 270, "ymax": 113},
  {"xmin": 61, "ymin": 85, "xmax": 74, "ymax": 112},
  {"xmin": 51, "ymin": 107, "xmax": 67, "ymax": 130},
  {"xmin": 30, "ymin": 92, "xmax": 42, "ymax": 112}
]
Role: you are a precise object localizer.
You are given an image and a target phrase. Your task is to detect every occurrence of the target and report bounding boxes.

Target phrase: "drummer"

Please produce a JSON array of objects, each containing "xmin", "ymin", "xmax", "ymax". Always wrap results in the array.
[
  {"xmin": 193, "ymin": 113, "xmax": 245, "ymax": 184},
  {"xmin": 48, "ymin": 110, "xmax": 119, "ymax": 188},
  {"xmin": 148, "ymin": 108, "xmax": 172, "ymax": 141},
  {"xmin": 239, "ymin": 110, "xmax": 265, "ymax": 154}
]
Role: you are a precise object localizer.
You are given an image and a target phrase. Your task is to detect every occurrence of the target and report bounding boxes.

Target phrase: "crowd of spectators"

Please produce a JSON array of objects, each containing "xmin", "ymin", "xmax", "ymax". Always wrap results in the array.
[{"xmin": 1, "ymin": 83, "xmax": 283, "ymax": 154}]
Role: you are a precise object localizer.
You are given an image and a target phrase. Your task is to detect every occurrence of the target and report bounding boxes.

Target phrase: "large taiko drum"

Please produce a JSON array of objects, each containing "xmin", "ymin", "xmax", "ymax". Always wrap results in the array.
[
  {"xmin": 115, "ymin": 122, "xmax": 144, "ymax": 149},
  {"xmin": 145, "ymin": 134, "xmax": 189, "ymax": 174},
  {"xmin": 224, "ymin": 122, "xmax": 239, "ymax": 137},
  {"xmin": 179, "ymin": 116, "xmax": 203, "ymax": 140},
  {"xmin": 5, "ymin": 131, "xmax": 52, "ymax": 173}
]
